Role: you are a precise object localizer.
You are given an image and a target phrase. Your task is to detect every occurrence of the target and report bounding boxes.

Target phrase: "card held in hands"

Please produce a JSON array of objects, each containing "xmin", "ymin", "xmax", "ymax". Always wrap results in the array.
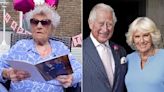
[{"xmin": 8, "ymin": 54, "xmax": 73, "ymax": 82}]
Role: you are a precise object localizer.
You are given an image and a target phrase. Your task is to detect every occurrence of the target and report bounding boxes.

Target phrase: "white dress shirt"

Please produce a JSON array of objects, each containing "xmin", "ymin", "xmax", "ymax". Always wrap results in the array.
[{"xmin": 90, "ymin": 33, "xmax": 115, "ymax": 73}]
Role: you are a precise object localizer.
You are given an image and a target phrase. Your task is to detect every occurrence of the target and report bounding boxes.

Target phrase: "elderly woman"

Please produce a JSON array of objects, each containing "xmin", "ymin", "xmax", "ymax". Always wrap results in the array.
[
  {"xmin": 0, "ymin": 4, "xmax": 82, "ymax": 92},
  {"xmin": 125, "ymin": 17, "xmax": 164, "ymax": 92}
]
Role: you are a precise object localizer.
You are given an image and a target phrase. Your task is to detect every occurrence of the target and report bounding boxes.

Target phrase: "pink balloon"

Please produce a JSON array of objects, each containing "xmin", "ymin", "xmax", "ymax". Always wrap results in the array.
[
  {"xmin": 45, "ymin": 0, "xmax": 59, "ymax": 7},
  {"xmin": 13, "ymin": 0, "xmax": 35, "ymax": 14},
  {"xmin": 13, "ymin": 0, "xmax": 59, "ymax": 13}
]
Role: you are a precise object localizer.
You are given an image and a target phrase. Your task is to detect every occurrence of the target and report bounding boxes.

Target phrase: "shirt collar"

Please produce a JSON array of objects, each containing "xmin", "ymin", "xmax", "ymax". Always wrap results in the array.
[
  {"xmin": 49, "ymin": 39, "xmax": 57, "ymax": 57},
  {"xmin": 26, "ymin": 39, "xmax": 56, "ymax": 57},
  {"xmin": 25, "ymin": 39, "xmax": 35, "ymax": 52},
  {"xmin": 90, "ymin": 33, "xmax": 109, "ymax": 48}
]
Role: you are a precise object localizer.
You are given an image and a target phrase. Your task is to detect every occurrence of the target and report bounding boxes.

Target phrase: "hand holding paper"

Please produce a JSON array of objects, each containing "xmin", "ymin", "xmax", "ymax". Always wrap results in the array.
[
  {"xmin": 56, "ymin": 74, "xmax": 73, "ymax": 88},
  {"xmin": 8, "ymin": 55, "xmax": 73, "ymax": 82},
  {"xmin": 3, "ymin": 68, "xmax": 30, "ymax": 82}
]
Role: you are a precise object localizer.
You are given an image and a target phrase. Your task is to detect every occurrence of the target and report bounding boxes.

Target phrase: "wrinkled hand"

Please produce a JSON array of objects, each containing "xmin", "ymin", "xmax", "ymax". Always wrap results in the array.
[
  {"xmin": 56, "ymin": 74, "xmax": 73, "ymax": 88},
  {"xmin": 3, "ymin": 68, "xmax": 30, "ymax": 82}
]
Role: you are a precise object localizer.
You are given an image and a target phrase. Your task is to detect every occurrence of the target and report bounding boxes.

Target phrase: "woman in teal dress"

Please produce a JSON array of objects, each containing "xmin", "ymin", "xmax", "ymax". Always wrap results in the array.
[{"xmin": 125, "ymin": 17, "xmax": 164, "ymax": 92}]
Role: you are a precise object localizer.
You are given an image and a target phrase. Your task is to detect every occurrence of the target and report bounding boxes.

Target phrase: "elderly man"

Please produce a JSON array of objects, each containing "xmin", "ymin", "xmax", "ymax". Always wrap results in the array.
[{"xmin": 83, "ymin": 3, "xmax": 127, "ymax": 92}]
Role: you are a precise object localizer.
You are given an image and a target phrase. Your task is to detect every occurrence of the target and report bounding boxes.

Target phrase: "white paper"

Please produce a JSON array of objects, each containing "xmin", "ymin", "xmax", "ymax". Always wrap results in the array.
[
  {"xmin": 8, "ymin": 60, "xmax": 46, "ymax": 82},
  {"xmin": 7, "ymin": 54, "xmax": 72, "ymax": 82}
]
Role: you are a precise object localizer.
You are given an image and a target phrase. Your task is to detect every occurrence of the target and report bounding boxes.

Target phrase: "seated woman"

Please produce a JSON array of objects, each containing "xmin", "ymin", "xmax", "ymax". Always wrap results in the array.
[
  {"xmin": 0, "ymin": 4, "xmax": 82, "ymax": 92},
  {"xmin": 125, "ymin": 17, "xmax": 164, "ymax": 92}
]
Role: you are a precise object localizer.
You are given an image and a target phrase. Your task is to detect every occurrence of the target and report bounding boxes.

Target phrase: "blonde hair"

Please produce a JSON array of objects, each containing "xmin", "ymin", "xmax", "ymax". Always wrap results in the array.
[{"xmin": 126, "ymin": 17, "xmax": 161, "ymax": 50}]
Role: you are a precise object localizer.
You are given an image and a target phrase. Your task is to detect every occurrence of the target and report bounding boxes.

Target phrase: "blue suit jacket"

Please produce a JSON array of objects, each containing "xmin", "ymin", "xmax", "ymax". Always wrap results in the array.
[{"xmin": 83, "ymin": 37, "xmax": 127, "ymax": 92}]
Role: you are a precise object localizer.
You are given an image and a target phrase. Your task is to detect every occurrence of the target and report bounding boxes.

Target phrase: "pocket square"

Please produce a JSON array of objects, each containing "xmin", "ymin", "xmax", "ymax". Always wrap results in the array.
[{"xmin": 120, "ymin": 57, "xmax": 127, "ymax": 64}]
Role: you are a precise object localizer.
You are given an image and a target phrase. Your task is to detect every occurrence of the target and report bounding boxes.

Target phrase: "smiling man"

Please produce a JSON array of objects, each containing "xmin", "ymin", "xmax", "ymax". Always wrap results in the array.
[{"xmin": 83, "ymin": 3, "xmax": 127, "ymax": 92}]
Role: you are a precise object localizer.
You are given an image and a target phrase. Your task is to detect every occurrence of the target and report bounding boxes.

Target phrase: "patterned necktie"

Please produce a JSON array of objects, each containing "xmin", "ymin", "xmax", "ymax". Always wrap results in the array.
[{"xmin": 100, "ymin": 44, "xmax": 114, "ymax": 87}]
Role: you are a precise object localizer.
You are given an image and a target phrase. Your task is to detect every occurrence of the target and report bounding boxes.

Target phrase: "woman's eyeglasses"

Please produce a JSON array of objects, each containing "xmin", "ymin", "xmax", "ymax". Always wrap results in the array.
[{"xmin": 30, "ymin": 18, "xmax": 51, "ymax": 26}]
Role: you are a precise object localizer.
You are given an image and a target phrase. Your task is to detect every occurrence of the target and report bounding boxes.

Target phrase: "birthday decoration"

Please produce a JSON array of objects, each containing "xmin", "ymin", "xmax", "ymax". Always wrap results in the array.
[
  {"xmin": 72, "ymin": 33, "xmax": 82, "ymax": 47},
  {"xmin": 13, "ymin": 0, "xmax": 35, "ymax": 14},
  {"xmin": 9, "ymin": 0, "xmax": 79, "ymax": 46},
  {"xmin": 10, "ymin": 21, "xmax": 18, "ymax": 31},
  {"xmin": 13, "ymin": 0, "xmax": 59, "ymax": 14},
  {"xmin": 45, "ymin": 0, "xmax": 59, "ymax": 7},
  {"xmin": 33, "ymin": 0, "xmax": 59, "ymax": 7},
  {"xmin": 5, "ymin": 12, "xmax": 31, "ymax": 34},
  {"xmin": 33, "ymin": 0, "xmax": 45, "ymax": 5},
  {"xmin": 5, "ymin": 12, "xmax": 81, "ymax": 46},
  {"xmin": 4, "ymin": 13, "xmax": 11, "ymax": 23}
]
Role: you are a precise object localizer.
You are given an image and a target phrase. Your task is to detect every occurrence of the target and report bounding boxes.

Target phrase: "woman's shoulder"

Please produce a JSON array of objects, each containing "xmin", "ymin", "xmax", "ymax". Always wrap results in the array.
[
  {"xmin": 126, "ymin": 51, "xmax": 139, "ymax": 62},
  {"xmin": 50, "ymin": 40, "xmax": 70, "ymax": 55},
  {"xmin": 11, "ymin": 39, "xmax": 33, "ymax": 50},
  {"xmin": 50, "ymin": 40, "xmax": 66, "ymax": 47},
  {"xmin": 155, "ymin": 49, "xmax": 164, "ymax": 56},
  {"xmin": 50, "ymin": 39, "xmax": 69, "ymax": 50},
  {"xmin": 127, "ymin": 51, "xmax": 138, "ymax": 58},
  {"xmin": 6, "ymin": 39, "xmax": 34, "ymax": 56},
  {"xmin": 158, "ymin": 49, "xmax": 164, "ymax": 52},
  {"xmin": 14, "ymin": 39, "xmax": 32, "ymax": 46}
]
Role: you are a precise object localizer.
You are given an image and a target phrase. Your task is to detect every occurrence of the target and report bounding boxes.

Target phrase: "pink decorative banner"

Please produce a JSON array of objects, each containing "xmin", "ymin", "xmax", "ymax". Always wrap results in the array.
[
  {"xmin": 17, "ymin": 27, "xmax": 25, "ymax": 34},
  {"xmin": 10, "ymin": 21, "xmax": 18, "ymax": 31},
  {"xmin": 5, "ymin": 13, "xmax": 11, "ymax": 23},
  {"xmin": 72, "ymin": 33, "xmax": 82, "ymax": 47},
  {"xmin": 5, "ymin": 12, "xmax": 31, "ymax": 35}
]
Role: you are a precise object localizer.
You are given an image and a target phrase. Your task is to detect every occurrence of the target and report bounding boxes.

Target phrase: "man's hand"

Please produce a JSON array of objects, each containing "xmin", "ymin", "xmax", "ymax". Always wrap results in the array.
[
  {"xmin": 2, "ymin": 68, "xmax": 30, "ymax": 82},
  {"xmin": 56, "ymin": 74, "xmax": 73, "ymax": 88}
]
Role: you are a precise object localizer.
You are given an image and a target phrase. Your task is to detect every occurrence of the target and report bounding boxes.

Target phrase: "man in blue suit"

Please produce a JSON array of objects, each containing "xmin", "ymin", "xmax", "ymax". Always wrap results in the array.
[{"xmin": 83, "ymin": 3, "xmax": 127, "ymax": 92}]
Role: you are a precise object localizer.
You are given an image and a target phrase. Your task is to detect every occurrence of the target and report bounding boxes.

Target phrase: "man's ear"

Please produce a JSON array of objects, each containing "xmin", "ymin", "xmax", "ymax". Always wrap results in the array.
[{"xmin": 88, "ymin": 20, "xmax": 93, "ymax": 30}]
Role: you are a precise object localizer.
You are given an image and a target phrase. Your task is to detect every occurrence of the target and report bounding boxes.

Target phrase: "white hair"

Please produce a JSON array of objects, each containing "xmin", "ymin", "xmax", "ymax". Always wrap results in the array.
[
  {"xmin": 88, "ymin": 3, "xmax": 117, "ymax": 25},
  {"xmin": 25, "ymin": 4, "xmax": 60, "ymax": 30},
  {"xmin": 126, "ymin": 17, "xmax": 161, "ymax": 50}
]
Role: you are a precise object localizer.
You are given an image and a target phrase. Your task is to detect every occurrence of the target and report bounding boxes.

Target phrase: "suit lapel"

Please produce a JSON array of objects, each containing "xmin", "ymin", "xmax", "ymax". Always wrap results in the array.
[
  {"xmin": 85, "ymin": 37, "xmax": 110, "ymax": 84},
  {"xmin": 109, "ymin": 42, "xmax": 121, "ymax": 90}
]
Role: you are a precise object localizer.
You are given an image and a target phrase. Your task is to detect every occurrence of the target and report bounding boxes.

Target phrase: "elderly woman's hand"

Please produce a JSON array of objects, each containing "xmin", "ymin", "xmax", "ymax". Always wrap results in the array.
[
  {"xmin": 56, "ymin": 74, "xmax": 73, "ymax": 88},
  {"xmin": 2, "ymin": 68, "xmax": 30, "ymax": 82}
]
